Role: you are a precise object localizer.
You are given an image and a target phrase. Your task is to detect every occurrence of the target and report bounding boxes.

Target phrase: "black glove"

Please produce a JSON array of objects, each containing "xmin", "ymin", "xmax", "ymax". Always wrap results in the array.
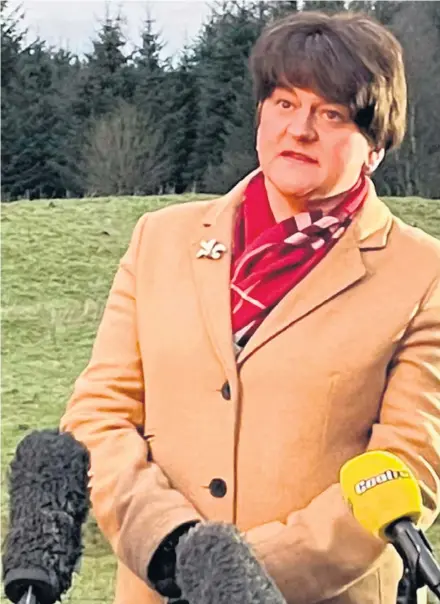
[
  {"xmin": 396, "ymin": 570, "xmax": 418, "ymax": 604},
  {"xmin": 147, "ymin": 521, "xmax": 200, "ymax": 599}
]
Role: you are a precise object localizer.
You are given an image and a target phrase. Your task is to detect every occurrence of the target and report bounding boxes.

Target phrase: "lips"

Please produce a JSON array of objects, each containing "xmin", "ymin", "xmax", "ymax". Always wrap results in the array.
[{"xmin": 280, "ymin": 151, "xmax": 318, "ymax": 164}]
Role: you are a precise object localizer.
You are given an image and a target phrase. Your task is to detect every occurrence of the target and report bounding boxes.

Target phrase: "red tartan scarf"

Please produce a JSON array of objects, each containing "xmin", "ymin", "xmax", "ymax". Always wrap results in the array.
[{"xmin": 230, "ymin": 171, "xmax": 368, "ymax": 352}]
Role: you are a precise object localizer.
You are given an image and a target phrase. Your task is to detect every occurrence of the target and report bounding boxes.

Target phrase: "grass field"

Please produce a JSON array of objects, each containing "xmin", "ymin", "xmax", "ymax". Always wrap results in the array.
[{"xmin": 2, "ymin": 193, "xmax": 440, "ymax": 603}]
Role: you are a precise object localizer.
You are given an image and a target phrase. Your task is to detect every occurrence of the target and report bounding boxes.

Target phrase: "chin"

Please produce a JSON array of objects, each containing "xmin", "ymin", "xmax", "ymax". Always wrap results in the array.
[
  {"xmin": 273, "ymin": 178, "xmax": 318, "ymax": 199},
  {"xmin": 266, "ymin": 164, "xmax": 322, "ymax": 198}
]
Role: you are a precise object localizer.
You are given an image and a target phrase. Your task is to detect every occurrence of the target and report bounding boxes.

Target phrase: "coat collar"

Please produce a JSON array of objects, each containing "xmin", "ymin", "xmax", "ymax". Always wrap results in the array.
[
  {"xmin": 196, "ymin": 168, "xmax": 393, "ymax": 248},
  {"xmin": 190, "ymin": 169, "xmax": 394, "ymax": 371}
]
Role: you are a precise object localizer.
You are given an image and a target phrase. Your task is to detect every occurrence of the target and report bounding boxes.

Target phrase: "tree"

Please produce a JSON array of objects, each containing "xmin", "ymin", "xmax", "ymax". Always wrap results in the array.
[
  {"xmin": 82, "ymin": 101, "xmax": 170, "ymax": 196},
  {"xmin": 163, "ymin": 47, "xmax": 200, "ymax": 193},
  {"xmin": 377, "ymin": 1, "xmax": 440, "ymax": 198},
  {"xmin": 2, "ymin": 38, "xmax": 81, "ymax": 199},
  {"xmin": 302, "ymin": 1, "xmax": 346, "ymax": 14},
  {"xmin": 129, "ymin": 14, "xmax": 175, "ymax": 190},
  {"xmin": 267, "ymin": 1, "xmax": 299, "ymax": 21},
  {"xmin": 1, "ymin": 0, "xmax": 27, "ymax": 87},
  {"xmin": 49, "ymin": 49, "xmax": 86, "ymax": 197},
  {"xmin": 369, "ymin": 1, "xmax": 405, "ymax": 26},
  {"xmin": 75, "ymin": 13, "xmax": 130, "ymax": 120},
  {"xmin": 131, "ymin": 12, "xmax": 167, "ymax": 114},
  {"xmin": 188, "ymin": 1, "xmax": 266, "ymax": 191},
  {"xmin": 2, "ymin": 0, "xmax": 439, "ymax": 199},
  {"xmin": 203, "ymin": 68, "xmax": 258, "ymax": 193},
  {"xmin": 1, "ymin": 0, "xmax": 27, "ymax": 199}
]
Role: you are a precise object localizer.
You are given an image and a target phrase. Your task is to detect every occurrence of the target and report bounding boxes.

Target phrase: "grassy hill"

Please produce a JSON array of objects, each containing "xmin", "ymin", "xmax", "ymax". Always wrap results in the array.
[{"xmin": 2, "ymin": 193, "xmax": 440, "ymax": 603}]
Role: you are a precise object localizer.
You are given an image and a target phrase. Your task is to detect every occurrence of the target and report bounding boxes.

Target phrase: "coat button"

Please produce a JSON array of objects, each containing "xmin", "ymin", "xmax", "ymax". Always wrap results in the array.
[
  {"xmin": 221, "ymin": 381, "xmax": 231, "ymax": 400},
  {"xmin": 209, "ymin": 478, "xmax": 227, "ymax": 498}
]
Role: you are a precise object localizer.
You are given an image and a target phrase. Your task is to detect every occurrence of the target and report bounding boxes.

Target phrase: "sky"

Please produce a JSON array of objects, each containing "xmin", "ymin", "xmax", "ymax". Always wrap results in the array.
[{"xmin": 8, "ymin": 0, "xmax": 213, "ymax": 60}]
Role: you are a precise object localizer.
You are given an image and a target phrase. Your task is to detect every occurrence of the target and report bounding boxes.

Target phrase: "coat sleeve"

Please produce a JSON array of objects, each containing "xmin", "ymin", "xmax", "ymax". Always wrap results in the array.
[
  {"xmin": 59, "ymin": 213, "xmax": 203, "ymax": 585},
  {"xmin": 245, "ymin": 275, "xmax": 440, "ymax": 603}
]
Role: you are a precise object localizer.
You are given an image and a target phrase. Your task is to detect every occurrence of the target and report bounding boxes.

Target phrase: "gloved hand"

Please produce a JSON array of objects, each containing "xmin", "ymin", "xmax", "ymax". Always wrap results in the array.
[
  {"xmin": 147, "ymin": 521, "xmax": 200, "ymax": 599},
  {"xmin": 396, "ymin": 571, "xmax": 418, "ymax": 604}
]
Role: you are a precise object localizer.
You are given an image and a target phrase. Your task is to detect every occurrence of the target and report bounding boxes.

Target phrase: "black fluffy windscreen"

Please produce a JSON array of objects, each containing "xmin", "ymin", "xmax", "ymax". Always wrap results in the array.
[
  {"xmin": 2, "ymin": 429, "xmax": 90, "ymax": 603},
  {"xmin": 175, "ymin": 522, "xmax": 287, "ymax": 604}
]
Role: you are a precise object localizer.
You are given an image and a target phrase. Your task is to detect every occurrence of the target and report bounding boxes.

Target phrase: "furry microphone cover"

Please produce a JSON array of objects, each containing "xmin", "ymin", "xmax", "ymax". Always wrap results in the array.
[
  {"xmin": 2, "ymin": 429, "xmax": 90, "ymax": 603},
  {"xmin": 175, "ymin": 522, "xmax": 287, "ymax": 604}
]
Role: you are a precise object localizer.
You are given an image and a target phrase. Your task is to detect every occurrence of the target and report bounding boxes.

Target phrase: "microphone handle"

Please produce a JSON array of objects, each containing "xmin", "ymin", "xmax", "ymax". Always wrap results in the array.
[
  {"xmin": 387, "ymin": 518, "xmax": 440, "ymax": 599},
  {"xmin": 17, "ymin": 586, "xmax": 39, "ymax": 604}
]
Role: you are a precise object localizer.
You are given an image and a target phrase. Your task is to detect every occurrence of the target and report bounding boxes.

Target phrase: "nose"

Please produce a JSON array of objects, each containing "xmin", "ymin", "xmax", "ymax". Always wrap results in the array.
[{"xmin": 286, "ymin": 108, "xmax": 318, "ymax": 141}]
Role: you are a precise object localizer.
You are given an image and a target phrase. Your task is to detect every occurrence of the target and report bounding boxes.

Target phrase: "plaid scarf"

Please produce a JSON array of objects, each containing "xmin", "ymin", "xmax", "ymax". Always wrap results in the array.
[{"xmin": 230, "ymin": 171, "xmax": 368, "ymax": 354}]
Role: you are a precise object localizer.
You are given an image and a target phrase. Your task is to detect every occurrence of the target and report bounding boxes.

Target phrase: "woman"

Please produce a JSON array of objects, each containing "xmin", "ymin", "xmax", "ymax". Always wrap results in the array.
[{"xmin": 60, "ymin": 10, "xmax": 440, "ymax": 604}]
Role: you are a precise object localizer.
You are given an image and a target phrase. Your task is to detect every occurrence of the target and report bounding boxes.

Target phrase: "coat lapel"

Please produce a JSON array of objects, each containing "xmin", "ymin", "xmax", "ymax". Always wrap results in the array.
[
  {"xmin": 189, "ymin": 171, "xmax": 259, "ymax": 378},
  {"xmin": 236, "ymin": 222, "xmax": 366, "ymax": 364},
  {"xmin": 237, "ymin": 180, "xmax": 394, "ymax": 364},
  {"xmin": 189, "ymin": 172, "xmax": 394, "ymax": 371}
]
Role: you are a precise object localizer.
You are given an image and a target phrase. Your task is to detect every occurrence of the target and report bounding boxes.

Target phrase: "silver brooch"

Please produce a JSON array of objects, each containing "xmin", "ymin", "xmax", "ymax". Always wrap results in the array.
[{"xmin": 196, "ymin": 239, "xmax": 227, "ymax": 260}]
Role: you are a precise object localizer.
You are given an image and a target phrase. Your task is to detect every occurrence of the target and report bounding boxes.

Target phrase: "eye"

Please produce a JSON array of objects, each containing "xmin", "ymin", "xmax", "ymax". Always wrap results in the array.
[
  {"xmin": 277, "ymin": 99, "xmax": 293, "ymax": 110},
  {"xmin": 322, "ymin": 109, "xmax": 345, "ymax": 122}
]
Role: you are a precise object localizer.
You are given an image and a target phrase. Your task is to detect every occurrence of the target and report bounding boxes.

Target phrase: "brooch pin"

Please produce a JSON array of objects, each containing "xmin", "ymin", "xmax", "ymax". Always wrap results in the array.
[{"xmin": 196, "ymin": 239, "xmax": 227, "ymax": 260}]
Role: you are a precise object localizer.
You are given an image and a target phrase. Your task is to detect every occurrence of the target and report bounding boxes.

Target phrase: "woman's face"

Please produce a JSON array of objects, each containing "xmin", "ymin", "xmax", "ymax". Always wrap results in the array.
[{"xmin": 256, "ymin": 86, "xmax": 381, "ymax": 202}]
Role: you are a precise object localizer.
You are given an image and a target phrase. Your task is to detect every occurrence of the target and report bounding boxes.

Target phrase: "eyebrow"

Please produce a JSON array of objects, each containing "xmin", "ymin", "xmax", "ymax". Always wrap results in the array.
[{"xmin": 274, "ymin": 87, "xmax": 348, "ymax": 111}]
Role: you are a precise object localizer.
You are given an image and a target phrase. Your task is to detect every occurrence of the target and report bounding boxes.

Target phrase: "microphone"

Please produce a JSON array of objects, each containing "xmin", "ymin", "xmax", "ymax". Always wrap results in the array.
[
  {"xmin": 340, "ymin": 450, "xmax": 440, "ymax": 599},
  {"xmin": 2, "ymin": 429, "xmax": 90, "ymax": 604},
  {"xmin": 174, "ymin": 522, "xmax": 287, "ymax": 604}
]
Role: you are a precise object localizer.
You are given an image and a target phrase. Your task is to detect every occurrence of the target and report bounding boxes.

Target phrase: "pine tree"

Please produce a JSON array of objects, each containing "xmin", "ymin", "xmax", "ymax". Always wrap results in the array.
[
  {"xmin": 2, "ymin": 0, "xmax": 76, "ymax": 200},
  {"xmin": 267, "ymin": 1, "xmax": 299, "ymax": 21},
  {"xmin": 1, "ymin": 0, "xmax": 27, "ymax": 87},
  {"xmin": 131, "ymin": 15, "xmax": 174, "ymax": 190},
  {"xmin": 132, "ymin": 14, "xmax": 166, "ymax": 114},
  {"xmin": 203, "ymin": 68, "xmax": 258, "ymax": 194},
  {"xmin": 1, "ymin": 0, "xmax": 86, "ymax": 200},
  {"xmin": 3, "ymin": 42, "xmax": 78, "ymax": 199},
  {"xmin": 302, "ymin": 1, "xmax": 346, "ymax": 14},
  {"xmin": 1, "ymin": 0, "xmax": 28, "ymax": 199},
  {"xmin": 75, "ymin": 14, "xmax": 130, "ymax": 120},
  {"xmin": 369, "ymin": 1, "xmax": 405, "ymax": 26},
  {"xmin": 374, "ymin": 1, "xmax": 440, "ymax": 197},
  {"xmin": 50, "ymin": 49, "xmax": 86, "ymax": 196},
  {"xmin": 188, "ymin": 0, "xmax": 266, "ymax": 191},
  {"xmin": 165, "ymin": 47, "xmax": 200, "ymax": 193}
]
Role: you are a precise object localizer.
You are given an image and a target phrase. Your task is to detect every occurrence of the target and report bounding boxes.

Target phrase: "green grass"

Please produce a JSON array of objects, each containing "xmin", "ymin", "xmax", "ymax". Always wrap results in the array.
[{"xmin": 2, "ymin": 193, "xmax": 440, "ymax": 603}]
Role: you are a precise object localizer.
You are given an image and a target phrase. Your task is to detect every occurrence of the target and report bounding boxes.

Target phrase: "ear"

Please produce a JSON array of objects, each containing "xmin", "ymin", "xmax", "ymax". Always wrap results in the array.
[{"xmin": 364, "ymin": 147, "xmax": 385, "ymax": 175}]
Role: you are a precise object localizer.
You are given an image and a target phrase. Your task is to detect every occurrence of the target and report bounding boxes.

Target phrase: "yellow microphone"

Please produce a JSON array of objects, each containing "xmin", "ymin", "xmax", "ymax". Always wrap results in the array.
[{"xmin": 340, "ymin": 450, "xmax": 440, "ymax": 599}]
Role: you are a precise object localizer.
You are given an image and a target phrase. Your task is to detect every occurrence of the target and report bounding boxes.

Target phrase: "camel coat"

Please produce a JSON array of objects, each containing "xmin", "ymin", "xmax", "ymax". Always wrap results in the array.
[{"xmin": 60, "ymin": 170, "xmax": 440, "ymax": 604}]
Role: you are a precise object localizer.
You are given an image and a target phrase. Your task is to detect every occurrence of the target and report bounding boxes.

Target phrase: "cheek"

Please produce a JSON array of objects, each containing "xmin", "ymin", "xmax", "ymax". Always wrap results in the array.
[
  {"xmin": 256, "ymin": 123, "xmax": 280, "ymax": 161},
  {"xmin": 328, "ymin": 137, "xmax": 353, "ymax": 161},
  {"xmin": 324, "ymin": 133, "xmax": 368, "ymax": 169},
  {"xmin": 256, "ymin": 108, "xmax": 284, "ymax": 157},
  {"xmin": 256, "ymin": 125, "xmax": 270, "ymax": 160}
]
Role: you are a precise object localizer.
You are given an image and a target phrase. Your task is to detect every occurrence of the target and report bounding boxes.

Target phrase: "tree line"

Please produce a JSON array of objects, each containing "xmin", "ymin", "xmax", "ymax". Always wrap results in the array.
[{"xmin": 1, "ymin": 0, "xmax": 440, "ymax": 201}]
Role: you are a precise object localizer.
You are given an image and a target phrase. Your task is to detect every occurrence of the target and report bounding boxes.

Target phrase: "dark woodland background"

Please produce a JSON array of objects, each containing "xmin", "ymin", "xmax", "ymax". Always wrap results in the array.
[{"xmin": 2, "ymin": 0, "xmax": 440, "ymax": 201}]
